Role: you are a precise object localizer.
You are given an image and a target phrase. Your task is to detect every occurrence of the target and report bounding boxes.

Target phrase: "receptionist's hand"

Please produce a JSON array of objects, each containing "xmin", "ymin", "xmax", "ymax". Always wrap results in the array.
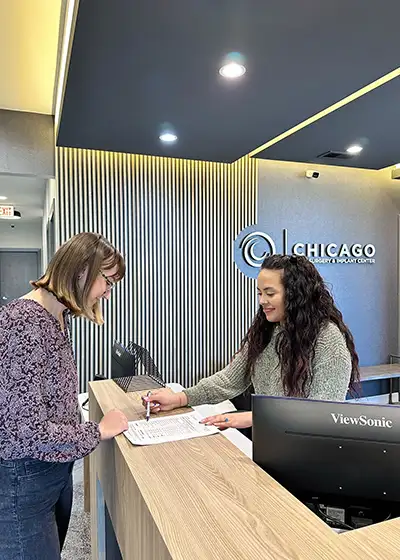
[
  {"xmin": 199, "ymin": 411, "xmax": 252, "ymax": 430},
  {"xmin": 142, "ymin": 388, "xmax": 187, "ymax": 413}
]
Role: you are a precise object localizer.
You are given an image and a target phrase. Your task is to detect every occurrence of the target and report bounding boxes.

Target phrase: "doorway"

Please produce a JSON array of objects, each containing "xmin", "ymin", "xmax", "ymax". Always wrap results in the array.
[{"xmin": 0, "ymin": 250, "xmax": 40, "ymax": 306}]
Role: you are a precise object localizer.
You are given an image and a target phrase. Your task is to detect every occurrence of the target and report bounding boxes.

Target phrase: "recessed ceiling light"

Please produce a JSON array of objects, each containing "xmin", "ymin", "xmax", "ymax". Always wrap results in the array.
[
  {"xmin": 219, "ymin": 62, "xmax": 246, "ymax": 79},
  {"xmin": 346, "ymin": 145, "xmax": 363, "ymax": 155},
  {"xmin": 0, "ymin": 196, "xmax": 7, "ymax": 200},
  {"xmin": 0, "ymin": 210, "xmax": 21, "ymax": 220},
  {"xmin": 159, "ymin": 132, "xmax": 177, "ymax": 143}
]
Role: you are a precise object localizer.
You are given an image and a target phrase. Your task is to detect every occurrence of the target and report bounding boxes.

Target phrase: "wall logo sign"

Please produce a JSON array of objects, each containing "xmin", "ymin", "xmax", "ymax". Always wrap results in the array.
[
  {"xmin": 234, "ymin": 226, "xmax": 376, "ymax": 278},
  {"xmin": 240, "ymin": 231, "xmax": 276, "ymax": 268}
]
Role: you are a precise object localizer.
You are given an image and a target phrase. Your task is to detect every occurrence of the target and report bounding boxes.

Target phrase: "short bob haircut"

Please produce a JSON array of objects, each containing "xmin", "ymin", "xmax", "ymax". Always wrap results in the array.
[{"xmin": 32, "ymin": 232, "xmax": 125, "ymax": 325}]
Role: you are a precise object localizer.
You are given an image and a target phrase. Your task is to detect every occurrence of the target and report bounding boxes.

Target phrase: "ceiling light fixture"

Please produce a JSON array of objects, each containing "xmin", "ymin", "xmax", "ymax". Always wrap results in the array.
[
  {"xmin": 219, "ymin": 61, "xmax": 246, "ymax": 79},
  {"xmin": 0, "ymin": 196, "xmax": 7, "ymax": 200},
  {"xmin": 346, "ymin": 145, "xmax": 363, "ymax": 155},
  {"xmin": 0, "ymin": 210, "xmax": 21, "ymax": 220},
  {"xmin": 159, "ymin": 132, "xmax": 177, "ymax": 143},
  {"xmin": 219, "ymin": 51, "xmax": 247, "ymax": 80}
]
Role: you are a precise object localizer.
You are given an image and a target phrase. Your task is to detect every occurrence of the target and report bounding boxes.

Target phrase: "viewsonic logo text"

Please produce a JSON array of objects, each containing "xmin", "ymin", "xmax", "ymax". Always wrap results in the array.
[{"xmin": 331, "ymin": 413, "xmax": 393, "ymax": 429}]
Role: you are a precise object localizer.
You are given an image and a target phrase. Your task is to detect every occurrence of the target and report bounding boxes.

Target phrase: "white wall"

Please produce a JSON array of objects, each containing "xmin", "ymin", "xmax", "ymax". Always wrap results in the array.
[{"xmin": 0, "ymin": 220, "xmax": 42, "ymax": 249}]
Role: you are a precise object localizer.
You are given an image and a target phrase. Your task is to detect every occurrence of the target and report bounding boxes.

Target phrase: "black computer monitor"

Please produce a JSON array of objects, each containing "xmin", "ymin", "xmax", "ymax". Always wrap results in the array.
[
  {"xmin": 252, "ymin": 395, "xmax": 400, "ymax": 525},
  {"xmin": 111, "ymin": 340, "xmax": 163, "ymax": 380},
  {"xmin": 111, "ymin": 341, "xmax": 138, "ymax": 379}
]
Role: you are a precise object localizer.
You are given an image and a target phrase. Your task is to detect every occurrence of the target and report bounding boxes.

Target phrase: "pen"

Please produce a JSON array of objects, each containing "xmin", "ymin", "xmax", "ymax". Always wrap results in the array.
[{"xmin": 146, "ymin": 391, "xmax": 151, "ymax": 422}]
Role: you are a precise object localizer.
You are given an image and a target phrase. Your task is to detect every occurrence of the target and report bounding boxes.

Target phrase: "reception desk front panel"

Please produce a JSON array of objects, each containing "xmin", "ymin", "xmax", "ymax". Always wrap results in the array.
[{"xmin": 89, "ymin": 380, "xmax": 400, "ymax": 559}]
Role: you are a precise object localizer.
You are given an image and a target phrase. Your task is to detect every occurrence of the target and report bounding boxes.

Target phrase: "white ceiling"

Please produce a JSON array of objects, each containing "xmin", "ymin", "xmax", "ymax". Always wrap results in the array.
[
  {"xmin": 0, "ymin": 0, "xmax": 63, "ymax": 114},
  {"xmin": 0, "ymin": 175, "xmax": 45, "ymax": 221}
]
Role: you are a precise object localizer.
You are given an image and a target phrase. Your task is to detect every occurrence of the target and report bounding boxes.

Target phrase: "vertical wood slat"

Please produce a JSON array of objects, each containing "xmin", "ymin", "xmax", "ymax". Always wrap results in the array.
[{"xmin": 56, "ymin": 148, "xmax": 257, "ymax": 391}]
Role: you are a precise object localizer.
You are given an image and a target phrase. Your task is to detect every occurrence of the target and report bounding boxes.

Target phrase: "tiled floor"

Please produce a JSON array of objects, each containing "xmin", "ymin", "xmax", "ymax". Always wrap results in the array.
[{"xmin": 61, "ymin": 460, "xmax": 91, "ymax": 560}]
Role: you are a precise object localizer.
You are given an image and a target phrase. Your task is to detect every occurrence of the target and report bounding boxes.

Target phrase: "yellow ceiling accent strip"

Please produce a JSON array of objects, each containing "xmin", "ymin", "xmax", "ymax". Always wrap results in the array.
[{"xmin": 247, "ymin": 67, "xmax": 400, "ymax": 159}]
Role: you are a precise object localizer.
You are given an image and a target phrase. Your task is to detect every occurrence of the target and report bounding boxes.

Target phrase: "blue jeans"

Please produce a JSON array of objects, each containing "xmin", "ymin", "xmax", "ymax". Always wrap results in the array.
[{"xmin": 0, "ymin": 458, "xmax": 74, "ymax": 559}]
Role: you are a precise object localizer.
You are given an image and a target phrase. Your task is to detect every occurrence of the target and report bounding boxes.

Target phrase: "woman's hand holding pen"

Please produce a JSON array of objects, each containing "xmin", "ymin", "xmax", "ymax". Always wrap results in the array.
[
  {"xmin": 142, "ymin": 391, "xmax": 253, "ymax": 429},
  {"xmin": 142, "ymin": 388, "xmax": 187, "ymax": 414}
]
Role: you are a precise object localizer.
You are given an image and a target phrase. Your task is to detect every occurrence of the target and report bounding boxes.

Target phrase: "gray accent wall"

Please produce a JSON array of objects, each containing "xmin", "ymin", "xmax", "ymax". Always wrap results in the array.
[
  {"xmin": 257, "ymin": 160, "xmax": 399, "ymax": 366},
  {"xmin": 0, "ymin": 109, "xmax": 54, "ymax": 177}
]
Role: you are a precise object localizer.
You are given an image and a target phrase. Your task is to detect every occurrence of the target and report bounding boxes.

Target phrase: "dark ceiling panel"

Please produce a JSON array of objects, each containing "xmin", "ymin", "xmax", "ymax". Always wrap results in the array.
[
  {"xmin": 58, "ymin": 0, "xmax": 400, "ymax": 163},
  {"xmin": 255, "ymin": 76, "xmax": 400, "ymax": 170}
]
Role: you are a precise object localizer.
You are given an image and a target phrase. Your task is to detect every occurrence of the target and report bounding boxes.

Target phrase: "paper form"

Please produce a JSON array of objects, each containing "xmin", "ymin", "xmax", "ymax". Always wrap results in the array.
[{"xmin": 123, "ymin": 411, "xmax": 219, "ymax": 446}]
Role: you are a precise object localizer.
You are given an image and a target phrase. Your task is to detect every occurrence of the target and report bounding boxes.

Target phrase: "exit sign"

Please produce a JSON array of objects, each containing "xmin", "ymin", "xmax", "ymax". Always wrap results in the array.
[{"xmin": 0, "ymin": 206, "xmax": 14, "ymax": 217}]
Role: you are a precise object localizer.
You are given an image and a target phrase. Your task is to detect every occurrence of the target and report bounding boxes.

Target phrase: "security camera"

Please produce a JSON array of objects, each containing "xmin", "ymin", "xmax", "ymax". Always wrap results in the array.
[
  {"xmin": 10, "ymin": 224, "xmax": 15, "ymax": 229},
  {"xmin": 305, "ymin": 170, "xmax": 320, "ymax": 179}
]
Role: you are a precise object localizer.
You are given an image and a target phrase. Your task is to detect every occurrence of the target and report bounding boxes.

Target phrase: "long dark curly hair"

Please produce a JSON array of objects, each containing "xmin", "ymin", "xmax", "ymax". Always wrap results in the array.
[{"xmin": 241, "ymin": 254, "xmax": 360, "ymax": 397}]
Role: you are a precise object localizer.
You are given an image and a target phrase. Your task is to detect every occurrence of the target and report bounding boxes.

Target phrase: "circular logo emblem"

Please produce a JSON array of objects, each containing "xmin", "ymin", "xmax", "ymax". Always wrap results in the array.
[{"xmin": 234, "ymin": 226, "xmax": 276, "ymax": 278}]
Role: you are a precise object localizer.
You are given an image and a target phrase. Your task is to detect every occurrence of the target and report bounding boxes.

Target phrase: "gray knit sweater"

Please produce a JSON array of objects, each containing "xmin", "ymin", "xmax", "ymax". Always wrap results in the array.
[{"xmin": 184, "ymin": 322, "xmax": 352, "ymax": 407}]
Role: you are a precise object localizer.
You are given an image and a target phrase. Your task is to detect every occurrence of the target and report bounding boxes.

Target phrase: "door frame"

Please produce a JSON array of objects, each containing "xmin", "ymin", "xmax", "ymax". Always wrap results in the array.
[
  {"xmin": 46, "ymin": 199, "xmax": 55, "ymax": 269},
  {"xmin": 0, "ymin": 249, "xmax": 41, "ymax": 278}
]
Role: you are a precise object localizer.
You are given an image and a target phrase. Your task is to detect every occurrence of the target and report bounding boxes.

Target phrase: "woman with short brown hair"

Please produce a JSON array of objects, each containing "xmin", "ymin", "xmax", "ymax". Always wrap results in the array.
[{"xmin": 0, "ymin": 232, "xmax": 128, "ymax": 559}]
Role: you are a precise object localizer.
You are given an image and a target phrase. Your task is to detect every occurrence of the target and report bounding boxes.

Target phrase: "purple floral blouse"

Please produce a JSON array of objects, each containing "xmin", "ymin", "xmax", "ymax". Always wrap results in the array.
[{"xmin": 0, "ymin": 299, "xmax": 100, "ymax": 462}]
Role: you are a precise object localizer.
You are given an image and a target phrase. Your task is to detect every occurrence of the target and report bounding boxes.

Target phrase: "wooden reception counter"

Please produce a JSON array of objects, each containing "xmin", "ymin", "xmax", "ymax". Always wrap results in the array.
[{"xmin": 89, "ymin": 380, "xmax": 400, "ymax": 559}]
